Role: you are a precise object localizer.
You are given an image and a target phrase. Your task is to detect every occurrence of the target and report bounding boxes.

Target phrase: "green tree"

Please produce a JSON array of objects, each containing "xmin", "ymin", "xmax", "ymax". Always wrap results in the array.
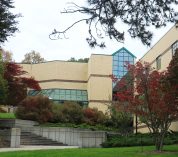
[
  {"xmin": 0, "ymin": 48, "xmax": 13, "ymax": 62},
  {"xmin": 0, "ymin": 0, "xmax": 20, "ymax": 44},
  {"xmin": 0, "ymin": 53, "xmax": 8, "ymax": 104},
  {"xmin": 50, "ymin": 0, "xmax": 178, "ymax": 47},
  {"xmin": 68, "ymin": 57, "xmax": 89, "ymax": 63},
  {"xmin": 22, "ymin": 51, "xmax": 45, "ymax": 64}
]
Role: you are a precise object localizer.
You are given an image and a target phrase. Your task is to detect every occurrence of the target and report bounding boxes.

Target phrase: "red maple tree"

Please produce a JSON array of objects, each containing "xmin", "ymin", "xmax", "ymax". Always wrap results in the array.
[
  {"xmin": 112, "ymin": 61, "xmax": 178, "ymax": 151},
  {"xmin": 4, "ymin": 62, "xmax": 41, "ymax": 106}
]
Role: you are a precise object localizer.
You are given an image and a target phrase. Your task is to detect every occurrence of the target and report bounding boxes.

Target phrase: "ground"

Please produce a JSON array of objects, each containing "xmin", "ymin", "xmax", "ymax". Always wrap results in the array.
[{"xmin": 0, "ymin": 145, "xmax": 178, "ymax": 157}]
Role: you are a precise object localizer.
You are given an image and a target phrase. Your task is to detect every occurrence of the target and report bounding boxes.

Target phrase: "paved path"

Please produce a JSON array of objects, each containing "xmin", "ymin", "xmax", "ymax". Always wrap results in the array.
[{"xmin": 0, "ymin": 145, "xmax": 79, "ymax": 152}]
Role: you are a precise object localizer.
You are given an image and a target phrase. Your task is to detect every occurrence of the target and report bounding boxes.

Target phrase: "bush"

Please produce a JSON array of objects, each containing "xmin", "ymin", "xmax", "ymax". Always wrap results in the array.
[
  {"xmin": 83, "ymin": 108, "xmax": 107, "ymax": 125},
  {"xmin": 104, "ymin": 105, "xmax": 133, "ymax": 134},
  {"xmin": 51, "ymin": 101, "xmax": 84, "ymax": 124},
  {"xmin": 101, "ymin": 132, "xmax": 178, "ymax": 148},
  {"xmin": 15, "ymin": 95, "xmax": 53, "ymax": 123}
]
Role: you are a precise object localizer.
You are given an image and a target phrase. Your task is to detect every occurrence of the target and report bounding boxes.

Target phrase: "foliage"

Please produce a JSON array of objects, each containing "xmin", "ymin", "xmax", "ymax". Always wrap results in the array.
[
  {"xmin": 0, "ymin": 0, "xmax": 20, "ymax": 44},
  {"xmin": 50, "ymin": 0, "xmax": 178, "ymax": 48},
  {"xmin": 0, "ymin": 145, "xmax": 178, "ymax": 157},
  {"xmin": 68, "ymin": 57, "xmax": 89, "ymax": 63},
  {"xmin": 41, "ymin": 122, "xmax": 116, "ymax": 131},
  {"xmin": 167, "ymin": 49, "xmax": 178, "ymax": 95},
  {"xmin": 4, "ymin": 62, "xmax": 41, "ymax": 106},
  {"xmin": 106, "ymin": 104, "xmax": 133, "ymax": 134},
  {"xmin": 0, "ymin": 53, "xmax": 8, "ymax": 104},
  {"xmin": 15, "ymin": 95, "xmax": 53, "ymax": 123},
  {"xmin": 51, "ymin": 102, "xmax": 108, "ymax": 126},
  {"xmin": 51, "ymin": 101, "xmax": 84, "ymax": 124},
  {"xmin": 102, "ymin": 132, "xmax": 178, "ymax": 148},
  {"xmin": 83, "ymin": 107, "xmax": 107, "ymax": 125},
  {"xmin": 21, "ymin": 50, "xmax": 45, "ymax": 64},
  {"xmin": 0, "ymin": 113, "xmax": 15, "ymax": 119},
  {"xmin": 0, "ymin": 49, "xmax": 13, "ymax": 62},
  {"xmin": 112, "ymin": 61, "xmax": 178, "ymax": 151}
]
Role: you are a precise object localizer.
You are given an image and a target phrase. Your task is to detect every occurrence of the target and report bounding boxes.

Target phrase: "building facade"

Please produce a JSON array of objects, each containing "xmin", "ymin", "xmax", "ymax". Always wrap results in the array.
[
  {"xmin": 138, "ymin": 24, "xmax": 178, "ymax": 132},
  {"xmin": 21, "ymin": 47, "xmax": 135, "ymax": 113}
]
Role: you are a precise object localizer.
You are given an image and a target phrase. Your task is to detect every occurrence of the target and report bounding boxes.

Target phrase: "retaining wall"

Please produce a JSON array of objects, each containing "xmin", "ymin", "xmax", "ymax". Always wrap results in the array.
[{"xmin": 22, "ymin": 127, "xmax": 106, "ymax": 148}]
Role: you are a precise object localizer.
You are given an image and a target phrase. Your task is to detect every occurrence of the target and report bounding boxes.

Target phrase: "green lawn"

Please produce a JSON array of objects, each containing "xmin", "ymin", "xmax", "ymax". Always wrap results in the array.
[
  {"xmin": 0, "ymin": 145, "xmax": 178, "ymax": 157},
  {"xmin": 0, "ymin": 113, "xmax": 16, "ymax": 119}
]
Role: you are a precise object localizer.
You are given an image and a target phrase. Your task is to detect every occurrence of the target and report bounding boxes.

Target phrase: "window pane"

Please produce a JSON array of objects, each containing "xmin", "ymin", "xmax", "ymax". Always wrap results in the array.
[
  {"xmin": 82, "ymin": 91, "xmax": 87, "ymax": 95},
  {"xmin": 59, "ymin": 95, "xmax": 65, "ymax": 100},
  {"xmin": 60, "ymin": 90, "xmax": 65, "ymax": 94},
  {"xmin": 76, "ymin": 90, "xmax": 82, "ymax": 95},
  {"xmin": 66, "ymin": 95, "xmax": 71, "ymax": 100},
  {"xmin": 156, "ymin": 56, "xmax": 161, "ymax": 70},
  {"xmin": 71, "ymin": 90, "xmax": 76, "ymax": 95},
  {"xmin": 65, "ymin": 90, "xmax": 70, "ymax": 95}
]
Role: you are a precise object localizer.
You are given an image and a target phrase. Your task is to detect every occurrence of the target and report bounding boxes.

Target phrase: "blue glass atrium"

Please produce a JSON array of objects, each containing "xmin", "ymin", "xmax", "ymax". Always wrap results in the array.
[{"xmin": 112, "ymin": 47, "xmax": 136, "ymax": 88}]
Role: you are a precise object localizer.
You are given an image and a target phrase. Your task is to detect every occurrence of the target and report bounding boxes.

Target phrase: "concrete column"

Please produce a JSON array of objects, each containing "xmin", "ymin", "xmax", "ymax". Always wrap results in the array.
[{"xmin": 10, "ymin": 128, "xmax": 21, "ymax": 148}]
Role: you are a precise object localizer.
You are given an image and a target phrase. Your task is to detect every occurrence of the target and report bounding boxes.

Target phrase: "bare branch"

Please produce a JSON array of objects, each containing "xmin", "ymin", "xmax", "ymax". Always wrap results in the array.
[{"xmin": 49, "ymin": 0, "xmax": 178, "ymax": 47}]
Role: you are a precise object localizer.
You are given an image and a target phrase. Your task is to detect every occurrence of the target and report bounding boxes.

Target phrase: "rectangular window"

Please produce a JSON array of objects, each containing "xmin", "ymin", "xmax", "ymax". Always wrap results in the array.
[
  {"xmin": 156, "ymin": 55, "xmax": 161, "ymax": 70},
  {"xmin": 172, "ymin": 41, "xmax": 178, "ymax": 56}
]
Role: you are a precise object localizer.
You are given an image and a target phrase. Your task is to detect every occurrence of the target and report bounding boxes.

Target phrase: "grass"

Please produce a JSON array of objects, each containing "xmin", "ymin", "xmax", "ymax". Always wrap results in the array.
[
  {"xmin": 0, "ymin": 113, "xmax": 16, "ymax": 119},
  {"xmin": 0, "ymin": 145, "xmax": 178, "ymax": 157}
]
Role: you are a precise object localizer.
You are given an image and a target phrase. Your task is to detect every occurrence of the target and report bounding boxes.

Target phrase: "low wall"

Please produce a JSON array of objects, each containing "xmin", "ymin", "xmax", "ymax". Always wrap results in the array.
[
  {"xmin": 0, "ymin": 128, "xmax": 20, "ymax": 148},
  {"xmin": 0, "ymin": 119, "xmax": 38, "ymax": 128},
  {"xmin": 22, "ymin": 127, "xmax": 106, "ymax": 148}
]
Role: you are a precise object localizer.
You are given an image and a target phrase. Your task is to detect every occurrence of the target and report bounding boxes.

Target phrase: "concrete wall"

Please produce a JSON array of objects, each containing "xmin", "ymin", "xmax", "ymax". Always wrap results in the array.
[
  {"xmin": 10, "ymin": 128, "xmax": 21, "ymax": 148},
  {"xmin": 22, "ymin": 127, "xmax": 106, "ymax": 148},
  {"xmin": 0, "ymin": 128, "xmax": 20, "ymax": 148}
]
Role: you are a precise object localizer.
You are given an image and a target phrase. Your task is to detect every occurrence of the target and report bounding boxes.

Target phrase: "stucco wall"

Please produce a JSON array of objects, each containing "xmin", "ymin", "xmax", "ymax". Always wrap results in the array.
[
  {"xmin": 21, "ymin": 61, "xmax": 88, "ymax": 81},
  {"xmin": 21, "ymin": 61, "xmax": 88, "ymax": 91},
  {"xmin": 141, "ymin": 25, "xmax": 178, "ymax": 69},
  {"xmin": 87, "ymin": 54, "xmax": 112, "ymax": 111}
]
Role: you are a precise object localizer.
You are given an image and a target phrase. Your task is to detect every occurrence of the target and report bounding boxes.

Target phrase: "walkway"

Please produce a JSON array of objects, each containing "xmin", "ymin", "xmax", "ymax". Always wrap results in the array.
[{"xmin": 0, "ymin": 145, "xmax": 79, "ymax": 152}]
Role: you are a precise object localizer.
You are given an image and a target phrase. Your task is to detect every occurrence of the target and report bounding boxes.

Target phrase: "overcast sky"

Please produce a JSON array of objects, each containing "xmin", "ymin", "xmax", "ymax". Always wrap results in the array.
[{"xmin": 2, "ymin": 0, "xmax": 175, "ymax": 62}]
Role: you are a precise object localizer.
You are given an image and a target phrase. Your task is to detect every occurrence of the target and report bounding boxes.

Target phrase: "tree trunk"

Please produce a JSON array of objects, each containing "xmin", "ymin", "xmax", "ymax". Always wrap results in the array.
[{"xmin": 154, "ymin": 132, "xmax": 165, "ymax": 151}]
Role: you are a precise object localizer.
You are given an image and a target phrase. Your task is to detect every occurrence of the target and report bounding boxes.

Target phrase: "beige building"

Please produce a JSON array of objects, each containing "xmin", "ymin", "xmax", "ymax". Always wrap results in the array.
[
  {"xmin": 137, "ymin": 24, "xmax": 178, "ymax": 132},
  {"xmin": 21, "ymin": 47, "xmax": 135, "ymax": 113}
]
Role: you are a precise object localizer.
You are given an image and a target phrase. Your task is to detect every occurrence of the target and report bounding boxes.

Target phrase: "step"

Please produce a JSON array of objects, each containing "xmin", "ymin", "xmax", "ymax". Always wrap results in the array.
[{"xmin": 20, "ymin": 131, "xmax": 67, "ymax": 146}]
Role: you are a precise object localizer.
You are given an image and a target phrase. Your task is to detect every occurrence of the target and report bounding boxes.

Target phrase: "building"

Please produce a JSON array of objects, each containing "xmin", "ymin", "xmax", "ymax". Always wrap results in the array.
[
  {"xmin": 21, "ymin": 47, "xmax": 136, "ymax": 113},
  {"xmin": 137, "ymin": 24, "xmax": 178, "ymax": 132}
]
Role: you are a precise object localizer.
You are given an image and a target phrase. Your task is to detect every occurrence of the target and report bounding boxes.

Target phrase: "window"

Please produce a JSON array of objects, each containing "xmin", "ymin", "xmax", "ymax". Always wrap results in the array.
[
  {"xmin": 112, "ymin": 48, "xmax": 135, "ymax": 89},
  {"xmin": 28, "ymin": 89, "xmax": 88, "ymax": 102},
  {"xmin": 172, "ymin": 41, "xmax": 178, "ymax": 56},
  {"xmin": 156, "ymin": 55, "xmax": 161, "ymax": 70}
]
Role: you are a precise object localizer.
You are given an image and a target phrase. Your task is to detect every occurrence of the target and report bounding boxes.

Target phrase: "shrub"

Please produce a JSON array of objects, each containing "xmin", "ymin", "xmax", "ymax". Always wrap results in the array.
[
  {"xmin": 101, "ymin": 132, "xmax": 178, "ymax": 147},
  {"xmin": 104, "ymin": 105, "xmax": 133, "ymax": 134},
  {"xmin": 83, "ymin": 108, "xmax": 107, "ymax": 125},
  {"xmin": 51, "ymin": 101, "xmax": 84, "ymax": 124},
  {"xmin": 15, "ymin": 95, "xmax": 53, "ymax": 123}
]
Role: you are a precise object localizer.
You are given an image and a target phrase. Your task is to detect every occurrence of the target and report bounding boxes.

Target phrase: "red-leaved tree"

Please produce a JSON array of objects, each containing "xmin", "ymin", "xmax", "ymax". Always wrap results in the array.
[
  {"xmin": 4, "ymin": 62, "xmax": 41, "ymax": 106},
  {"xmin": 112, "ymin": 61, "xmax": 178, "ymax": 151}
]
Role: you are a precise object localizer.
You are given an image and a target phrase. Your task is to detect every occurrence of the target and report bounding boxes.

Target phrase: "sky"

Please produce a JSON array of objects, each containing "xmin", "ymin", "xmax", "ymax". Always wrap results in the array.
[{"xmin": 2, "ymin": 0, "xmax": 175, "ymax": 62}]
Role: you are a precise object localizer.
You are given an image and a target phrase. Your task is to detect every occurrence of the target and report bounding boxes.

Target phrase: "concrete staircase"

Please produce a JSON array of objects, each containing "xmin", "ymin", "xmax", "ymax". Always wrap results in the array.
[{"xmin": 21, "ymin": 131, "xmax": 68, "ymax": 146}]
